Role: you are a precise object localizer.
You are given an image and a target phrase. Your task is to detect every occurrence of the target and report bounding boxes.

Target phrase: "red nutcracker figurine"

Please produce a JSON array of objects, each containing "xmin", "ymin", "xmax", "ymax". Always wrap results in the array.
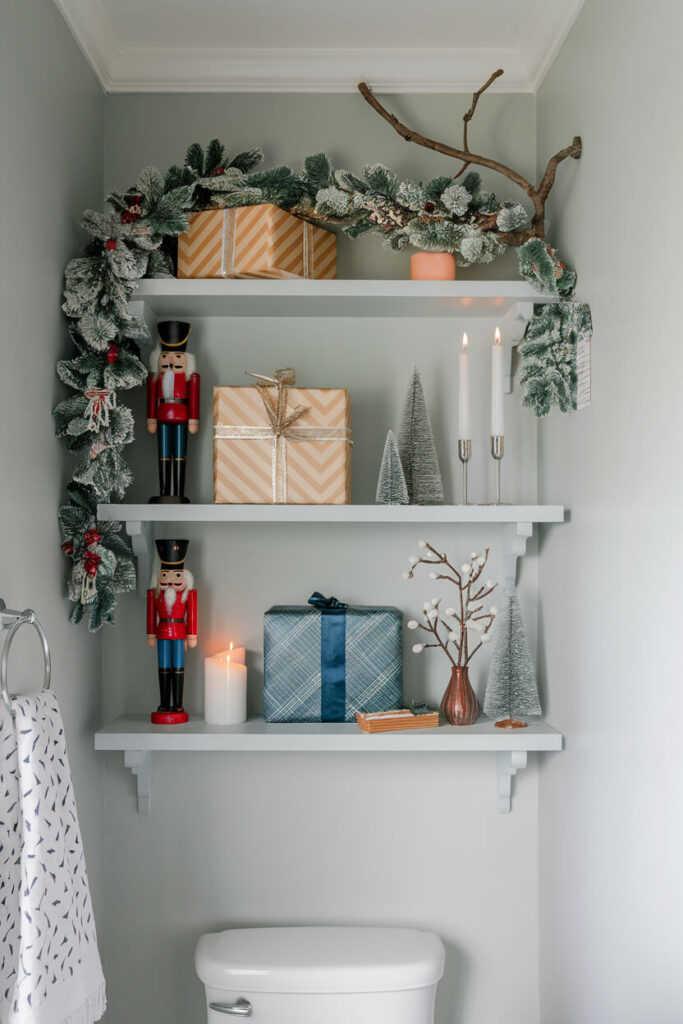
[
  {"xmin": 146, "ymin": 320, "xmax": 200, "ymax": 503},
  {"xmin": 147, "ymin": 539, "xmax": 197, "ymax": 725}
]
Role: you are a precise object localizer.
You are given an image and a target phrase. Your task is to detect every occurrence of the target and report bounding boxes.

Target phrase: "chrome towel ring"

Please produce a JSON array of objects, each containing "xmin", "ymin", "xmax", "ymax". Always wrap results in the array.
[{"xmin": 0, "ymin": 599, "xmax": 51, "ymax": 717}]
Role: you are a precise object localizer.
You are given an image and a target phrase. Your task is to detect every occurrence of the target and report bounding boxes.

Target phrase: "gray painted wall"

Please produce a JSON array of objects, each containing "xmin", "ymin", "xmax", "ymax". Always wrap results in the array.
[
  {"xmin": 0, "ymin": 0, "xmax": 105, "ymax": 942},
  {"xmin": 537, "ymin": 1, "xmax": 683, "ymax": 1021},
  {"xmin": 101, "ymin": 94, "xmax": 542, "ymax": 1024}
]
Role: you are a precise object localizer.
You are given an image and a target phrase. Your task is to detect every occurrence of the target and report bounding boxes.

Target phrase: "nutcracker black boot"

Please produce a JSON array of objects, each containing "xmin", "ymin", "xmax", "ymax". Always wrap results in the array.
[
  {"xmin": 171, "ymin": 668, "xmax": 185, "ymax": 710},
  {"xmin": 160, "ymin": 457, "xmax": 171, "ymax": 497},
  {"xmin": 157, "ymin": 668, "xmax": 172, "ymax": 710},
  {"xmin": 173, "ymin": 458, "xmax": 190, "ymax": 504},
  {"xmin": 150, "ymin": 458, "xmax": 171, "ymax": 503}
]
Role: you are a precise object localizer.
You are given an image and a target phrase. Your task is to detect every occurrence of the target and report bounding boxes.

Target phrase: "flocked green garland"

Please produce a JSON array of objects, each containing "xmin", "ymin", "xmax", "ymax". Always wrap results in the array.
[{"xmin": 56, "ymin": 139, "xmax": 590, "ymax": 629}]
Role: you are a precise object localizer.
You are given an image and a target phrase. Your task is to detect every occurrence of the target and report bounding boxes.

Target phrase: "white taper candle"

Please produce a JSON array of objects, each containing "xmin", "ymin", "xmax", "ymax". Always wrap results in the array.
[
  {"xmin": 491, "ymin": 326, "xmax": 504, "ymax": 436},
  {"xmin": 458, "ymin": 332, "xmax": 471, "ymax": 439}
]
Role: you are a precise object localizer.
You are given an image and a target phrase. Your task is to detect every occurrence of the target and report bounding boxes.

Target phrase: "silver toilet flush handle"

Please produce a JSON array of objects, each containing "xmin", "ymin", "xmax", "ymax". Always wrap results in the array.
[{"xmin": 210, "ymin": 998, "xmax": 252, "ymax": 1017}]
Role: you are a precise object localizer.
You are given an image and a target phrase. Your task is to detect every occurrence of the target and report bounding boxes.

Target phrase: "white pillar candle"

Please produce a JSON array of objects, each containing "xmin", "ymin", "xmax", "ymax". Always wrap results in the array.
[
  {"xmin": 491, "ymin": 326, "xmax": 504, "ymax": 436},
  {"xmin": 225, "ymin": 641, "xmax": 246, "ymax": 665},
  {"xmin": 204, "ymin": 650, "xmax": 248, "ymax": 725},
  {"xmin": 458, "ymin": 332, "xmax": 471, "ymax": 439}
]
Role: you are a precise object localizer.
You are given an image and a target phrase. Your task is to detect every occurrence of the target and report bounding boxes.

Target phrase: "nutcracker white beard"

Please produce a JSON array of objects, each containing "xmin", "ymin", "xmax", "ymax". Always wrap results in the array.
[
  {"xmin": 161, "ymin": 370, "xmax": 176, "ymax": 399},
  {"xmin": 160, "ymin": 570, "xmax": 193, "ymax": 609}
]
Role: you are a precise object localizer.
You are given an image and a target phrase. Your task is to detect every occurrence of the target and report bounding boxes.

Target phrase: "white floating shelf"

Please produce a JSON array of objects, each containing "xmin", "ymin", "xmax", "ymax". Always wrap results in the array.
[
  {"xmin": 95, "ymin": 714, "xmax": 561, "ymax": 753},
  {"xmin": 95, "ymin": 715, "xmax": 563, "ymax": 815},
  {"xmin": 131, "ymin": 278, "xmax": 551, "ymax": 319},
  {"xmin": 98, "ymin": 504, "xmax": 565, "ymax": 597},
  {"xmin": 97, "ymin": 503, "xmax": 564, "ymax": 525}
]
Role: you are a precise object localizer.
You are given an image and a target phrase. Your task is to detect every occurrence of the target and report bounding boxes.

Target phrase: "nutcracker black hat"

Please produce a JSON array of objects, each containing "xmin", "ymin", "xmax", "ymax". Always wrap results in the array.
[
  {"xmin": 155, "ymin": 539, "xmax": 189, "ymax": 568},
  {"xmin": 157, "ymin": 320, "xmax": 191, "ymax": 351}
]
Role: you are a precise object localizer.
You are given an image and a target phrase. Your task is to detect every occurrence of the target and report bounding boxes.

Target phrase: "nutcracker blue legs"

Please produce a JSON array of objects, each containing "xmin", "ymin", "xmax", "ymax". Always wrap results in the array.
[
  {"xmin": 157, "ymin": 423, "xmax": 172, "ymax": 498},
  {"xmin": 157, "ymin": 638, "xmax": 185, "ymax": 710},
  {"xmin": 157, "ymin": 423, "xmax": 188, "ymax": 502},
  {"xmin": 171, "ymin": 424, "xmax": 188, "ymax": 503}
]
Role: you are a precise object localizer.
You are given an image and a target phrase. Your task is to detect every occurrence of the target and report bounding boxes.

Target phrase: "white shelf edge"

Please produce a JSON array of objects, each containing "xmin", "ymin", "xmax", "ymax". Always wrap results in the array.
[
  {"xmin": 97, "ymin": 715, "xmax": 562, "ymax": 814},
  {"xmin": 95, "ymin": 714, "xmax": 563, "ymax": 753},
  {"xmin": 97, "ymin": 503, "xmax": 565, "ymax": 525},
  {"xmin": 133, "ymin": 279, "xmax": 552, "ymax": 299},
  {"xmin": 130, "ymin": 278, "xmax": 554, "ymax": 319}
]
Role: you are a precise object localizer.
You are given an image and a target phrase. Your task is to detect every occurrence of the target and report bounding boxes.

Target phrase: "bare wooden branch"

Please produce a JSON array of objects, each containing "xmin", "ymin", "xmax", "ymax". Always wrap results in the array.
[
  {"xmin": 357, "ymin": 80, "xmax": 533, "ymax": 195},
  {"xmin": 357, "ymin": 74, "xmax": 582, "ymax": 243},
  {"xmin": 454, "ymin": 68, "xmax": 504, "ymax": 180}
]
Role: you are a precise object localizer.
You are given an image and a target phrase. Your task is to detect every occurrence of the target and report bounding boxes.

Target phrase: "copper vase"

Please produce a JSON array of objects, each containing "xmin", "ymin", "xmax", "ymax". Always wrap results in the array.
[{"xmin": 441, "ymin": 665, "xmax": 479, "ymax": 726}]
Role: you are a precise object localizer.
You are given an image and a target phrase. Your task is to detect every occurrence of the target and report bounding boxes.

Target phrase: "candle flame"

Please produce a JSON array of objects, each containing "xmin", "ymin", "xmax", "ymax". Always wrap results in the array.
[
  {"xmin": 229, "ymin": 642, "xmax": 234, "ymax": 651},
  {"xmin": 494, "ymin": 326, "xmax": 502, "ymax": 346},
  {"xmin": 462, "ymin": 332, "xmax": 468, "ymax": 351}
]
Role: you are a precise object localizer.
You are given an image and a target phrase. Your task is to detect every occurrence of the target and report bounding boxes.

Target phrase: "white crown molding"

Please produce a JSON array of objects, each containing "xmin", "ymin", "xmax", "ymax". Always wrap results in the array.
[
  {"xmin": 107, "ymin": 47, "xmax": 532, "ymax": 94},
  {"xmin": 52, "ymin": 0, "xmax": 118, "ymax": 91},
  {"xmin": 527, "ymin": 0, "xmax": 586, "ymax": 91},
  {"xmin": 53, "ymin": 1, "xmax": 586, "ymax": 94}
]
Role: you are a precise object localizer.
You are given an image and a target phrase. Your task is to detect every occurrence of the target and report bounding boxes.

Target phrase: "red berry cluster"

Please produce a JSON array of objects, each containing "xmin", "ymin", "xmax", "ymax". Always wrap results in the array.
[
  {"xmin": 121, "ymin": 193, "xmax": 143, "ymax": 225},
  {"xmin": 106, "ymin": 342, "xmax": 119, "ymax": 364},
  {"xmin": 84, "ymin": 550, "xmax": 101, "ymax": 577},
  {"xmin": 83, "ymin": 528, "xmax": 103, "ymax": 577},
  {"xmin": 106, "ymin": 238, "xmax": 117, "ymax": 251}
]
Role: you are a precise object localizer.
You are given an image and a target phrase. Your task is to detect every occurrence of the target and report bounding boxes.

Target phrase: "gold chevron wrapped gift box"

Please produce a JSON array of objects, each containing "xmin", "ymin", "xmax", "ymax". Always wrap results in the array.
[
  {"xmin": 213, "ymin": 380, "xmax": 352, "ymax": 504},
  {"xmin": 177, "ymin": 204, "xmax": 337, "ymax": 279}
]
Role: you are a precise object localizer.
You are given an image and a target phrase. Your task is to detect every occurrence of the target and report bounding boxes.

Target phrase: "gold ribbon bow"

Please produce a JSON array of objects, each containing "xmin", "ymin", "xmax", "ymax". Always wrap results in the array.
[{"xmin": 246, "ymin": 368, "xmax": 309, "ymax": 438}]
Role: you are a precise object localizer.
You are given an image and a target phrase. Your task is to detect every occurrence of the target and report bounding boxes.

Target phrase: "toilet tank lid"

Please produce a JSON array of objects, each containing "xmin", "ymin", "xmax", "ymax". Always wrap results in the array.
[{"xmin": 195, "ymin": 927, "xmax": 445, "ymax": 994}]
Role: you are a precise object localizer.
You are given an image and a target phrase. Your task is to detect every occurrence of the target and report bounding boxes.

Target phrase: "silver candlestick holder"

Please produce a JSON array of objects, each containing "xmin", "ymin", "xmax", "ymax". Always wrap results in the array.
[
  {"xmin": 458, "ymin": 439, "xmax": 472, "ymax": 504},
  {"xmin": 490, "ymin": 435, "xmax": 504, "ymax": 505}
]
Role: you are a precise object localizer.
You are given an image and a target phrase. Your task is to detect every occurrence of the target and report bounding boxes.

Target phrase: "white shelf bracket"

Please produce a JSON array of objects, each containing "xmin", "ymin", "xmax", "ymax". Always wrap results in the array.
[
  {"xmin": 124, "ymin": 750, "xmax": 152, "ymax": 814},
  {"xmin": 496, "ymin": 750, "xmax": 527, "ymax": 813},
  {"xmin": 501, "ymin": 300, "xmax": 535, "ymax": 393},
  {"xmin": 503, "ymin": 521, "xmax": 533, "ymax": 584},
  {"xmin": 126, "ymin": 521, "xmax": 153, "ymax": 597},
  {"xmin": 129, "ymin": 299, "xmax": 153, "ymax": 340},
  {"xmin": 513, "ymin": 300, "xmax": 535, "ymax": 323}
]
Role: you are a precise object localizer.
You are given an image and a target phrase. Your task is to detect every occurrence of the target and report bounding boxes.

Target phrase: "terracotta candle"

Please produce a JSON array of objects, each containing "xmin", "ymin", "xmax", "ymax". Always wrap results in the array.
[
  {"xmin": 204, "ymin": 648, "xmax": 247, "ymax": 725},
  {"xmin": 458, "ymin": 332, "xmax": 470, "ymax": 439},
  {"xmin": 491, "ymin": 326, "xmax": 504, "ymax": 436}
]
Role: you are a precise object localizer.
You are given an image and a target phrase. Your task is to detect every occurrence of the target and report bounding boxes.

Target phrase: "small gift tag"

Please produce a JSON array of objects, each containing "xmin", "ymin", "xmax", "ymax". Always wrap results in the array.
[{"xmin": 576, "ymin": 334, "xmax": 591, "ymax": 410}]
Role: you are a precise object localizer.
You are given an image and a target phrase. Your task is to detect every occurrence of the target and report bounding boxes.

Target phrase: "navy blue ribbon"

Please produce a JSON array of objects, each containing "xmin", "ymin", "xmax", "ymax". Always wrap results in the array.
[
  {"xmin": 308, "ymin": 592, "xmax": 348, "ymax": 612},
  {"xmin": 308, "ymin": 593, "xmax": 347, "ymax": 721}
]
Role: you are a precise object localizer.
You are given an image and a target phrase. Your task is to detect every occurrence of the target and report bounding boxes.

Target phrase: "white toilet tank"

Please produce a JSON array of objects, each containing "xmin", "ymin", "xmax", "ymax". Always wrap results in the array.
[{"xmin": 195, "ymin": 926, "xmax": 445, "ymax": 1023}]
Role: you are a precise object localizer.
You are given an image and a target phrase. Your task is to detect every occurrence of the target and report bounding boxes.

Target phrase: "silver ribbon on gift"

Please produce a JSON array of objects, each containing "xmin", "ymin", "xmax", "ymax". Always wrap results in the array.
[{"xmin": 214, "ymin": 369, "xmax": 352, "ymax": 503}]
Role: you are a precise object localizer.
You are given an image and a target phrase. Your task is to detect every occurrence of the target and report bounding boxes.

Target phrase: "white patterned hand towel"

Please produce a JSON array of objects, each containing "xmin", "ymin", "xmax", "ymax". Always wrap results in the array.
[{"xmin": 0, "ymin": 693, "xmax": 105, "ymax": 1024}]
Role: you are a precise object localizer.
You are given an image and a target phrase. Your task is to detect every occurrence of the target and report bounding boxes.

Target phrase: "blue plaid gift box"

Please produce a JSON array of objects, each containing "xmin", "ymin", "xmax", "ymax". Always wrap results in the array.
[{"xmin": 263, "ymin": 593, "xmax": 403, "ymax": 722}]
